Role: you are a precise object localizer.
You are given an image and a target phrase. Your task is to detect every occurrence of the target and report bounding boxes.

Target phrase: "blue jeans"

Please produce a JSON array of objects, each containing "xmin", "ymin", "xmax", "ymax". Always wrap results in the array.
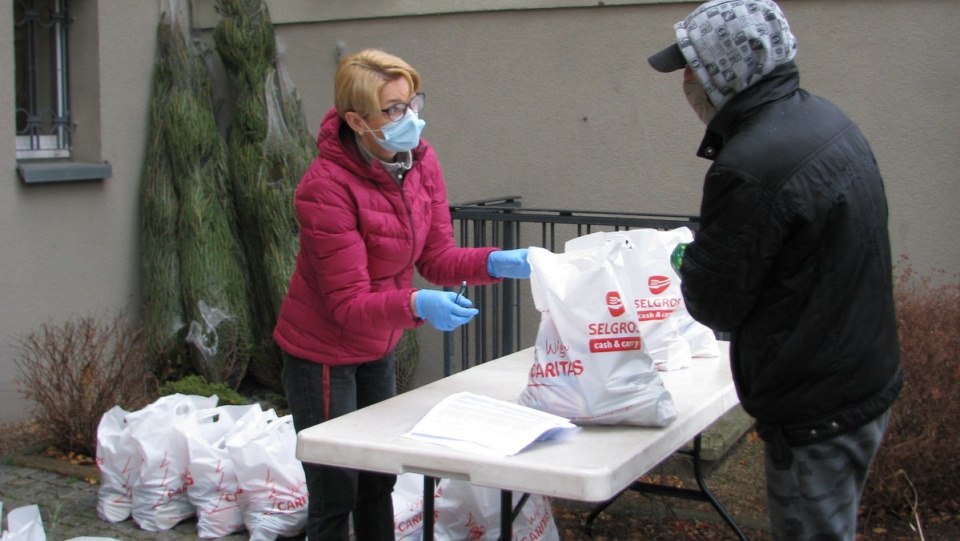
[
  {"xmin": 282, "ymin": 350, "xmax": 398, "ymax": 541},
  {"xmin": 765, "ymin": 409, "xmax": 892, "ymax": 541}
]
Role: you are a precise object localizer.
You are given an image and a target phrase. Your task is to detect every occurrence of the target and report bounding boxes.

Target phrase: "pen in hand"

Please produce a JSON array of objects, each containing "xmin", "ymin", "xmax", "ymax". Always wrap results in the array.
[{"xmin": 455, "ymin": 281, "xmax": 467, "ymax": 305}]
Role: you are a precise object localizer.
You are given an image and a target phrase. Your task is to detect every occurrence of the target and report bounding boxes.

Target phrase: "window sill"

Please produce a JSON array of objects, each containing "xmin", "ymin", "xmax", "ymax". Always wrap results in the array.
[{"xmin": 17, "ymin": 161, "xmax": 112, "ymax": 184}]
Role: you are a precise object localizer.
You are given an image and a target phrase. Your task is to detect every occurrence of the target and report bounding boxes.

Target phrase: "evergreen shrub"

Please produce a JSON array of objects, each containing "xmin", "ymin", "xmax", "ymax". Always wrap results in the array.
[{"xmin": 159, "ymin": 374, "xmax": 248, "ymax": 406}]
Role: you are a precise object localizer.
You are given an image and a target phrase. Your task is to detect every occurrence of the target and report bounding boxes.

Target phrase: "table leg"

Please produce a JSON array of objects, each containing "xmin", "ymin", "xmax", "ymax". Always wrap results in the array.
[
  {"xmin": 583, "ymin": 434, "xmax": 748, "ymax": 541},
  {"xmin": 583, "ymin": 493, "xmax": 620, "ymax": 536},
  {"xmin": 423, "ymin": 475, "xmax": 436, "ymax": 541},
  {"xmin": 500, "ymin": 490, "xmax": 513, "ymax": 541},
  {"xmin": 687, "ymin": 435, "xmax": 748, "ymax": 541},
  {"xmin": 497, "ymin": 491, "xmax": 531, "ymax": 541}
]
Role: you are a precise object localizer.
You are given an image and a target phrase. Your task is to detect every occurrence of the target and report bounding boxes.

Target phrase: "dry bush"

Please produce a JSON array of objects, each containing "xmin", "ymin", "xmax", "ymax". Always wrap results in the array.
[
  {"xmin": 862, "ymin": 259, "xmax": 960, "ymax": 520},
  {"xmin": 13, "ymin": 312, "xmax": 159, "ymax": 456}
]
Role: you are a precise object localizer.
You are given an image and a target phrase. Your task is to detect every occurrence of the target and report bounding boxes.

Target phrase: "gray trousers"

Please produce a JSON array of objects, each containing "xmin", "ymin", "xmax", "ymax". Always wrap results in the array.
[{"xmin": 764, "ymin": 409, "xmax": 891, "ymax": 541}]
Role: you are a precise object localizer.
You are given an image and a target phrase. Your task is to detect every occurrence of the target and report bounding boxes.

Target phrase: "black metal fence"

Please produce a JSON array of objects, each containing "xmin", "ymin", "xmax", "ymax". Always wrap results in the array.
[{"xmin": 442, "ymin": 196, "xmax": 700, "ymax": 376}]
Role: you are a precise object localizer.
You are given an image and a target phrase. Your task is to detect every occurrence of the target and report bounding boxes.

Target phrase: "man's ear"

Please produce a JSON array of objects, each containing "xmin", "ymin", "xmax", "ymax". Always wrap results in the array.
[{"xmin": 344, "ymin": 111, "xmax": 365, "ymax": 134}]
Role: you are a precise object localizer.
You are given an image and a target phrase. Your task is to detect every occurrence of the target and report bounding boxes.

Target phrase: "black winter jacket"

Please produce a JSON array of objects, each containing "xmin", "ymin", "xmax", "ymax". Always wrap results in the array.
[{"xmin": 679, "ymin": 62, "xmax": 902, "ymax": 448}]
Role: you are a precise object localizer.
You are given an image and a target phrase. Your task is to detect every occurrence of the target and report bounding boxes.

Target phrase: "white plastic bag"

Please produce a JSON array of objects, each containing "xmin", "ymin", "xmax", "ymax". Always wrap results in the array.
[
  {"xmin": 179, "ymin": 404, "xmax": 260, "ymax": 538},
  {"xmin": 433, "ymin": 480, "xmax": 559, "ymax": 541},
  {"xmin": 520, "ymin": 243, "xmax": 676, "ymax": 426},
  {"xmin": 567, "ymin": 227, "xmax": 699, "ymax": 370},
  {"xmin": 226, "ymin": 413, "xmax": 307, "ymax": 541},
  {"xmin": 676, "ymin": 309, "xmax": 720, "ymax": 358},
  {"xmin": 127, "ymin": 393, "xmax": 218, "ymax": 531},
  {"xmin": 633, "ymin": 227, "xmax": 719, "ymax": 359},
  {"xmin": 0, "ymin": 504, "xmax": 44, "ymax": 541},
  {"xmin": 392, "ymin": 473, "xmax": 443, "ymax": 540},
  {"xmin": 95, "ymin": 405, "xmax": 136, "ymax": 523}
]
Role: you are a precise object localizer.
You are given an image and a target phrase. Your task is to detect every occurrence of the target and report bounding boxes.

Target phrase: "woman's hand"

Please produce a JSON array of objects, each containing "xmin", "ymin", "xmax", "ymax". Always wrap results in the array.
[
  {"xmin": 487, "ymin": 249, "xmax": 531, "ymax": 279},
  {"xmin": 412, "ymin": 290, "xmax": 479, "ymax": 331}
]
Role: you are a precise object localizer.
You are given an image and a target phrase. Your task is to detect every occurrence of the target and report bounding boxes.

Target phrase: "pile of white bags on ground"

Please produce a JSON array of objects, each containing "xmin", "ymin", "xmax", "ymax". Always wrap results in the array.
[
  {"xmin": 97, "ymin": 396, "xmax": 557, "ymax": 541},
  {"xmin": 95, "ymin": 394, "xmax": 307, "ymax": 540}
]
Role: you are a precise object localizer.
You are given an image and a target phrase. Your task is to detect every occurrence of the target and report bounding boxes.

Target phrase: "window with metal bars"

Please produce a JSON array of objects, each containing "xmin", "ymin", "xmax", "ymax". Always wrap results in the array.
[{"xmin": 14, "ymin": 0, "xmax": 71, "ymax": 160}]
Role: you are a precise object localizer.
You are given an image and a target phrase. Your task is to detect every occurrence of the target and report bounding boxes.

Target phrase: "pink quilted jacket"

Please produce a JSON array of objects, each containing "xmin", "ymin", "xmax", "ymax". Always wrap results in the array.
[{"xmin": 273, "ymin": 108, "xmax": 500, "ymax": 366}]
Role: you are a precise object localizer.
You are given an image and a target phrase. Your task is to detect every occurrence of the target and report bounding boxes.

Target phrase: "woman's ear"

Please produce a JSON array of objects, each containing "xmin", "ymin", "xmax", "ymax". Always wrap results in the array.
[{"xmin": 344, "ymin": 111, "xmax": 365, "ymax": 134}]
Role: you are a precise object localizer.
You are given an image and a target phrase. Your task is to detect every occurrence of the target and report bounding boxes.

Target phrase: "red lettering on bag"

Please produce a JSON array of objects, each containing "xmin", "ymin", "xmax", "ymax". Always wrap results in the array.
[
  {"xmin": 396, "ymin": 510, "xmax": 423, "ymax": 532},
  {"xmin": 589, "ymin": 338, "xmax": 641, "ymax": 352},
  {"xmin": 520, "ymin": 509, "xmax": 551, "ymax": 541},
  {"xmin": 275, "ymin": 493, "xmax": 308, "ymax": 511},
  {"xmin": 465, "ymin": 512, "xmax": 485, "ymax": 539},
  {"xmin": 636, "ymin": 297, "xmax": 682, "ymax": 309},
  {"xmin": 588, "ymin": 321, "xmax": 639, "ymax": 335},
  {"xmin": 165, "ymin": 484, "xmax": 190, "ymax": 499},
  {"xmin": 638, "ymin": 309, "xmax": 676, "ymax": 321},
  {"xmin": 529, "ymin": 360, "xmax": 584, "ymax": 378},
  {"xmin": 544, "ymin": 339, "xmax": 569, "ymax": 357}
]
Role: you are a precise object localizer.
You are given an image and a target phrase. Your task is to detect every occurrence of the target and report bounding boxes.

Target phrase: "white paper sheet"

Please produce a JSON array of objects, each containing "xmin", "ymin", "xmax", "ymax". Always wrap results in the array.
[{"xmin": 402, "ymin": 391, "xmax": 579, "ymax": 457}]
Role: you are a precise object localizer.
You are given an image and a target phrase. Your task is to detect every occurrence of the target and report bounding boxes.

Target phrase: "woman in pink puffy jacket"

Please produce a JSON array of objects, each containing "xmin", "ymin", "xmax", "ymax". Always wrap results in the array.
[{"xmin": 273, "ymin": 49, "xmax": 530, "ymax": 541}]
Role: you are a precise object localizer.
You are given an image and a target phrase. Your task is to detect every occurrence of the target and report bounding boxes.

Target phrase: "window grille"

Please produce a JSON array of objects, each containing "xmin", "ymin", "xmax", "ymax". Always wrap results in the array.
[{"xmin": 14, "ymin": 0, "xmax": 71, "ymax": 160}]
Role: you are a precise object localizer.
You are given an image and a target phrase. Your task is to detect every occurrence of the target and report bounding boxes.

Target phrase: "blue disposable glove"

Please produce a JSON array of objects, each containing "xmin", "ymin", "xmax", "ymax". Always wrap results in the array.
[
  {"xmin": 415, "ymin": 290, "xmax": 479, "ymax": 331},
  {"xmin": 487, "ymin": 248, "xmax": 531, "ymax": 279}
]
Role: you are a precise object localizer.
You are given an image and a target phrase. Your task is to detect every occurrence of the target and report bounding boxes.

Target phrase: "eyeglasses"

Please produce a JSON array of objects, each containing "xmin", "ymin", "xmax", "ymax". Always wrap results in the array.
[{"xmin": 381, "ymin": 93, "xmax": 425, "ymax": 122}]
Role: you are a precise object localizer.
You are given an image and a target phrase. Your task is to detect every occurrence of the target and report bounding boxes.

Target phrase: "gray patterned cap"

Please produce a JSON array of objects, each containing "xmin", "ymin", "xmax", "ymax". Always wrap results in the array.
[{"xmin": 648, "ymin": 0, "xmax": 797, "ymax": 110}]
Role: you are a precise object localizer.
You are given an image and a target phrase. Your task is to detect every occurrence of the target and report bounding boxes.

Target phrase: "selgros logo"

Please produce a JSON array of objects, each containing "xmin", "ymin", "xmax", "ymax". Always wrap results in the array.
[
  {"xmin": 648, "ymin": 275, "xmax": 670, "ymax": 295},
  {"xmin": 606, "ymin": 291, "xmax": 625, "ymax": 317}
]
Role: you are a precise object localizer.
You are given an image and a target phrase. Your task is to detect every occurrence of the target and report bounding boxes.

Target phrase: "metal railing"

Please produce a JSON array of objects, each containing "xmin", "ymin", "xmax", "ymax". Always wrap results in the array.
[{"xmin": 442, "ymin": 196, "xmax": 700, "ymax": 376}]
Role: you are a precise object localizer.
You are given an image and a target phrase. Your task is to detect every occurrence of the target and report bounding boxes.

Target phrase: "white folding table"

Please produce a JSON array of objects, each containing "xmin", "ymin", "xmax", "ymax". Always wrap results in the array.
[{"xmin": 296, "ymin": 343, "xmax": 748, "ymax": 540}]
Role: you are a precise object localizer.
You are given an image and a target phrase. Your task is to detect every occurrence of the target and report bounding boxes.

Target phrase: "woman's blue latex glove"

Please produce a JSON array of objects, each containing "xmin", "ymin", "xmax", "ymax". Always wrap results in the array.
[
  {"xmin": 415, "ymin": 290, "xmax": 479, "ymax": 331},
  {"xmin": 487, "ymin": 248, "xmax": 531, "ymax": 279}
]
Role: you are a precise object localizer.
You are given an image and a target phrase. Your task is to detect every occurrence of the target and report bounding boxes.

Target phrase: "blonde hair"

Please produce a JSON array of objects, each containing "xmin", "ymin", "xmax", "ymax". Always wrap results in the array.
[{"xmin": 334, "ymin": 49, "xmax": 422, "ymax": 119}]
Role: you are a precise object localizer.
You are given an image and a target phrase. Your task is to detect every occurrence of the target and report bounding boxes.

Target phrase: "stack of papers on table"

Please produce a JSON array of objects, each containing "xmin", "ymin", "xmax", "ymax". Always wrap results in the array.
[{"xmin": 403, "ymin": 391, "xmax": 579, "ymax": 457}]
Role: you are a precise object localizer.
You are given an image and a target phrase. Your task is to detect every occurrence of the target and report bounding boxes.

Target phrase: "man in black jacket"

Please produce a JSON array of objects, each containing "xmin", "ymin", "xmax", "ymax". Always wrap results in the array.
[{"xmin": 648, "ymin": 1, "xmax": 902, "ymax": 539}]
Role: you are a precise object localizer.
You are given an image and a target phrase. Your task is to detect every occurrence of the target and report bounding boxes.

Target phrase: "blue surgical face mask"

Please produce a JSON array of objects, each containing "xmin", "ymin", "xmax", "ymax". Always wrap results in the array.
[{"xmin": 365, "ymin": 109, "xmax": 426, "ymax": 153}]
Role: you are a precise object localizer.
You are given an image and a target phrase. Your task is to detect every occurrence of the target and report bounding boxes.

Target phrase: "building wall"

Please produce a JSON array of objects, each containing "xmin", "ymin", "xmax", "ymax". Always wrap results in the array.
[
  {"xmin": 0, "ymin": 0, "xmax": 957, "ymax": 423},
  {"xmin": 0, "ymin": 1, "xmax": 161, "ymax": 423}
]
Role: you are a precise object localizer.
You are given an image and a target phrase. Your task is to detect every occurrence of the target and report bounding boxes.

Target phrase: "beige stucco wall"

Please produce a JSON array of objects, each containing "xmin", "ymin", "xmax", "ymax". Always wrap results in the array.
[
  {"xmin": 0, "ymin": 0, "xmax": 957, "ymax": 423},
  {"xmin": 0, "ymin": 1, "xmax": 160, "ymax": 424}
]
